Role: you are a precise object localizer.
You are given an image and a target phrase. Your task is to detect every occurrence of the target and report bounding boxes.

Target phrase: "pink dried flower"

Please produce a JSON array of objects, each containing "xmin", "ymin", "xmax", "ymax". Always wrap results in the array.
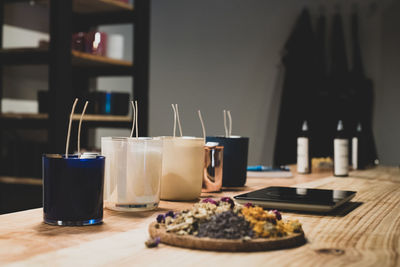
[
  {"xmin": 202, "ymin": 198, "xmax": 219, "ymax": 205},
  {"xmin": 220, "ymin": 197, "xmax": 235, "ymax": 208},
  {"xmin": 244, "ymin": 202, "xmax": 254, "ymax": 208},
  {"xmin": 271, "ymin": 209, "xmax": 282, "ymax": 220}
]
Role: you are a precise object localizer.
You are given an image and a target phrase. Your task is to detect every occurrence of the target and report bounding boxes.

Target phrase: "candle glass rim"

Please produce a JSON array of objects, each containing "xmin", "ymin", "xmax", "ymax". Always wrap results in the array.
[
  {"xmin": 43, "ymin": 154, "xmax": 105, "ymax": 160},
  {"xmin": 158, "ymin": 136, "xmax": 204, "ymax": 140},
  {"xmin": 207, "ymin": 135, "xmax": 248, "ymax": 139}
]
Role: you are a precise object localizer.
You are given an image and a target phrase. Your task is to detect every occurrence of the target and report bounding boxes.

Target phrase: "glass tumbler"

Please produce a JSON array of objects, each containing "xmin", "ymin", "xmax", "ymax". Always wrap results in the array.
[{"xmin": 102, "ymin": 137, "xmax": 163, "ymax": 211}]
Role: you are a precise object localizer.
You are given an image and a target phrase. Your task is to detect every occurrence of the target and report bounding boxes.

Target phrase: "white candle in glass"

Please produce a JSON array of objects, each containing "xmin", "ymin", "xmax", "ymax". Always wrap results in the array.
[
  {"xmin": 101, "ymin": 137, "xmax": 127, "ymax": 204},
  {"xmin": 125, "ymin": 137, "xmax": 163, "ymax": 209},
  {"xmin": 160, "ymin": 136, "xmax": 205, "ymax": 201},
  {"xmin": 101, "ymin": 137, "xmax": 163, "ymax": 211}
]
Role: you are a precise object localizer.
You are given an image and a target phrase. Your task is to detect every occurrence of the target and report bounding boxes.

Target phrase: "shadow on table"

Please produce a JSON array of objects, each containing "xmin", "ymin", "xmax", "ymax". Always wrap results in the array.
[
  {"xmin": 106, "ymin": 209, "xmax": 161, "ymax": 219},
  {"xmin": 278, "ymin": 201, "xmax": 364, "ymax": 217},
  {"xmin": 33, "ymin": 221, "xmax": 112, "ymax": 236}
]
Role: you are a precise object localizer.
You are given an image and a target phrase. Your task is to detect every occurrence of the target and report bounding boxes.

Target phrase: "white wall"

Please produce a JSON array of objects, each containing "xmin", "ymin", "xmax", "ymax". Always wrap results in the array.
[
  {"xmin": 2, "ymin": 0, "xmax": 399, "ymax": 165},
  {"xmin": 148, "ymin": 0, "xmax": 388, "ymax": 165},
  {"xmin": 373, "ymin": 0, "xmax": 400, "ymax": 165}
]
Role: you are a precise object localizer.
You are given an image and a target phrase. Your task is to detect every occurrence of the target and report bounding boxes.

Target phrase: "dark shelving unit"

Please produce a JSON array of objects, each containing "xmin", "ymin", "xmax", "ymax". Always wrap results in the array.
[{"xmin": 0, "ymin": 0, "xmax": 150, "ymax": 212}]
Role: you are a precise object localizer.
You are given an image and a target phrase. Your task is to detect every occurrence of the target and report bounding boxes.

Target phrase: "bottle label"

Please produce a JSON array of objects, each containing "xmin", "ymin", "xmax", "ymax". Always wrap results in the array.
[
  {"xmin": 297, "ymin": 137, "xmax": 309, "ymax": 173},
  {"xmin": 334, "ymin": 139, "xmax": 349, "ymax": 176},
  {"xmin": 352, "ymin": 137, "xmax": 358, "ymax": 170}
]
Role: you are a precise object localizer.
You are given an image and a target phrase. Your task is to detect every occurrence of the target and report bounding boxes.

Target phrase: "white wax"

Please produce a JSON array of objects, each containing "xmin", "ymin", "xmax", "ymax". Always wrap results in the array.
[
  {"xmin": 125, "ymin": 141, "xmax": 162, "ymax": 204},
  {"xmin": 101, "ymin": 137, "xmax": 163, "ymax": 209},
  {"xmin": 101, "ymin": 137, "xmax": 127, "ymax": 203}
]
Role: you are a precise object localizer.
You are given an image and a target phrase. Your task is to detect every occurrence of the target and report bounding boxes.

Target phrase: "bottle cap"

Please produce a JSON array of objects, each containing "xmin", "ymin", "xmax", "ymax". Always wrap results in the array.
[
  {"xmin": 337, "ymin": 120, "xmax": 344, "ymax": 131},
  {"xmin": 302, "ymin": 120, "xmax": 308, "ymax": 131},
  {"xmin": 80, "ymin": 152, "xmax": 99, "ymax": 159},
  {"xmin": 357, "ymin": 122, "xmax": 362, "ymax": 132}
]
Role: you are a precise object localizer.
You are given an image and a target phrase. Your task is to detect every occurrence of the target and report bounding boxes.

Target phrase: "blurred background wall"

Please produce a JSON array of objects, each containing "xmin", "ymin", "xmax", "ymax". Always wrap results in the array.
[{"xmin": 2, "ymin": 0, "xmax": 400, "ymax": 165}]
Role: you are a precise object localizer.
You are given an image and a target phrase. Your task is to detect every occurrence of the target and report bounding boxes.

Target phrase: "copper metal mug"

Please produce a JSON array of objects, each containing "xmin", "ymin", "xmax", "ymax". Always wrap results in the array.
[{"xmin": 202, "ymin": 144, "xmax": 223, "ymax": 193}]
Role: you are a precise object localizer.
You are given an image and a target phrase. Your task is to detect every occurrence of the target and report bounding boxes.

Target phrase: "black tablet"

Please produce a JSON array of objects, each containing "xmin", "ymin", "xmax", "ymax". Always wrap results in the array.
[{"xmin": 234, "ymin": 186, "xmax": 356, "ymax": 212}]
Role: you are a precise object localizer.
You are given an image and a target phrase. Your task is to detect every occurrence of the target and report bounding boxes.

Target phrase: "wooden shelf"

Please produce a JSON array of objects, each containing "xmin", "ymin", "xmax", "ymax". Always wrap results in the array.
[
  {"xmin": 31, "ymin": 0, "xmax": 134, "ymax": 14},
  {"xmin": 0, "ymin": 176, "xmax": 42, "ymax": 186},
  {"xmin": 0, "ymin": 113, "xmax": 132, "ymax": 128},
  {"xmin": 71, "ymin": 50, "xmax": 133, "ymax": 67},
  {"xmin": 73, "ymin": 0, "xmax": 134, "ymax": 13},
  {"xmin": 0, "ymin": 48, "xmax": 133, "ymax": 70}
]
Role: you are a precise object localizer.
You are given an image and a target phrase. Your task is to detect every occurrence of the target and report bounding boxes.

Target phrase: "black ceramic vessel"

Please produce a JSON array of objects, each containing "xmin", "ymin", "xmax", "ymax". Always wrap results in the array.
[{"xmin": 206, "ymin": 136, "xmax": 249, "ymax": 187}]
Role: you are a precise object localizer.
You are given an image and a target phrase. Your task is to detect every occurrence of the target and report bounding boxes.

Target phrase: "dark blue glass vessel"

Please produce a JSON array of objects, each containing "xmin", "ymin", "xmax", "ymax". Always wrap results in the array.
[{"xmin": 43, "ymin": 154, "xmax": 105, "ymax": 226}]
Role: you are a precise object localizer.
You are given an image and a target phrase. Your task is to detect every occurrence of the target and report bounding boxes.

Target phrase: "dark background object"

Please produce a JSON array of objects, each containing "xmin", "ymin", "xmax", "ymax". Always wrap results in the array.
[
  {"xmin": 273, "ymin": 9, "xmax": 378, "ymax": 166},
  {"xmin": 273, "ymin": 9, "xmax": 317, "ymax": 165},
  {"xmin": 89, "ymin": 92, "xmax": 130, "ymax": 115},
  {"xmin": 38, "ymin": 91, "xmax": 130, "ymax": 115},
  {"xmin": 0, "ymin": 0, "xmax": 151, "ymax": 214},
  {"xmin": 0, "ymin": 181, "xmax": 42, "ymax": 215},
  {"xmin": 348, "ymin": 12, "xmax": 378, "ymax": 166},
  {"xmin": 312, "ymin": 13, "xmax": 332, "ymax": 157},
  {"xmin": 206, "ymin": 136, "xmax": 249, "ymax": 187}
]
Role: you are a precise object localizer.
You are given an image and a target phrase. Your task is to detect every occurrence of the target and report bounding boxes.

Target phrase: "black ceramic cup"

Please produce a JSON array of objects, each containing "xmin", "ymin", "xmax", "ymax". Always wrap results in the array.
[{"xmin": 206, "ymin": 136, "xmax": 249, "ymax": 187}]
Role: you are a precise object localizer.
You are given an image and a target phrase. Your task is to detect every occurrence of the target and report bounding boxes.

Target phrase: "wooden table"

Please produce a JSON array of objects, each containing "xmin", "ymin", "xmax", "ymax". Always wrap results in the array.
[{"xmin": 1, "ymin": 167, "xmax": 400, "ymax": 267}]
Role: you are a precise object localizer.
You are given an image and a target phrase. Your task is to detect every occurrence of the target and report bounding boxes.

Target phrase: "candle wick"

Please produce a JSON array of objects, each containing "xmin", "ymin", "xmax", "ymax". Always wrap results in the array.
[
  {"xmin": 65, "ymin": 98, "xmax": 78, "ymax": 158},
  {"xmin": 171, "ymin": 104, "xmax": 177, "ymax": 138},
  {"xmin": 78, "ymin": 101, "xmax": 89, "ymax": 157},
  {"xmin": 135, "ymin": 100, "xmax": 138, "ymax": 139},
  {"xmin": 227, "ymin": 110, "xmax": 232, "ymax": 137},
  {"xmin": 130, "ymin": 101, "xmax": 136, "ymax": 138},
  {"xmin": 198, "ymin": 110, "xmax": 206, "ymax": 139},
  {"xmin": 223, "ymin": 110, "xmax": 228, "ymax": 137},
  {"xmin": 175, "ymin": 104, "xmax": 183, "ymax": 137}
]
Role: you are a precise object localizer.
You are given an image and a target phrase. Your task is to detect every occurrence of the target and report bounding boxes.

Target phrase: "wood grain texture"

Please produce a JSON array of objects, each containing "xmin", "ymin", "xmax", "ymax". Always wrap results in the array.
[
  {"xmin": 1, "ymin": 167, "xmax": 399, "ymax": 267},
  {"xmin": 148, "ymin": 222, "xmax": 305, "ymax": 252}
]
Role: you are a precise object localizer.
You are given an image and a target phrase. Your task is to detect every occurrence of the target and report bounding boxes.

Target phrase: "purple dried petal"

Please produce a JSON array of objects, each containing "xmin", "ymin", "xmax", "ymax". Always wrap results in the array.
[
  {"xmin": 165, "ymin": 210, "xmax": 175, "ymax": 218},
  {"xmin": 220, "ymin": 197, "xmax": 235, "ymax": 208},
  {"xmin": 145, "ymin": 236, "xmax": 160, "ymax": 248},
  {"xmin": 244, "ymin": 202, "xmax": 254, "ymax": 208},
  {"xmin": 156, "ymin": 214, "xmax": 165, "ymax": 223},
  {"xmin": 272, "ymin": 209, "xmax": 282, "ymax": 220},
  {"xmin": 202, "ymin": 198, "xmax": 219, "ymax": 205}
]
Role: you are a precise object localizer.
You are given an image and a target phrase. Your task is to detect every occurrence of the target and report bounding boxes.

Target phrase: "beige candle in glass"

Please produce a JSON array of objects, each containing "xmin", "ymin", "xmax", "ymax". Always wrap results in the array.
[{"xmin": 160, "ymin": 137, "xmax": 205, "ymax": 201}]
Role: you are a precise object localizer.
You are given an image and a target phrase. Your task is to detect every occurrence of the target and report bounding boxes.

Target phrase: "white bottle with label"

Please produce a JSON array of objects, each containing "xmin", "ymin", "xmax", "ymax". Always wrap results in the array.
[
  {"xmin": 297, "ymin": 120, "xmax": 311, "ymax": 174},
  {"xmin": 334, "ymin": 120, "xmax": 349, "ymax": 177},
  {"xmin": 352, "ymin": 123, "xmax": 365, "ymax": 170}
]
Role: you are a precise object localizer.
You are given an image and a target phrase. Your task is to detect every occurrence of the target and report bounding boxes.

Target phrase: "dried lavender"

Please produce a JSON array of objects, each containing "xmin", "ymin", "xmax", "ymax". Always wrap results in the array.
[
  {"xmin": 197, "ymin": 211, "xmax": 253, "ymax": 239},
  {"xmin": 145, "ymin": 237, "xmax": 160, "ymax": 248},
  {"xmin": 156, "ymin": 214, "xmax": 165, "ymax": 223}
]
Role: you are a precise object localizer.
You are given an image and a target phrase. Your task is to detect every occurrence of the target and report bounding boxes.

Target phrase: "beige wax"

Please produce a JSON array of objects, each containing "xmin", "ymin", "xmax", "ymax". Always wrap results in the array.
[{"xmin": 160, "ymin": 137, "xmax": 205, "ymax": 201}]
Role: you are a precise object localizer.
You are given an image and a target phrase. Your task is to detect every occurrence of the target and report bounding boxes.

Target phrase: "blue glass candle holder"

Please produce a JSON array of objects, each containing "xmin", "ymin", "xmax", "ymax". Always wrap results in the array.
[{"xmin": 43, "ymin": 154, "xmax": 105, "ymax": 226}]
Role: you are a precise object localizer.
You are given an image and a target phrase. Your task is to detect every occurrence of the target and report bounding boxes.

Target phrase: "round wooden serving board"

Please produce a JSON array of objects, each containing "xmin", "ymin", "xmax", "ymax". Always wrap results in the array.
[{"xmin": 148, "ymin": 222, "xmax": 306, "ymax": 252}]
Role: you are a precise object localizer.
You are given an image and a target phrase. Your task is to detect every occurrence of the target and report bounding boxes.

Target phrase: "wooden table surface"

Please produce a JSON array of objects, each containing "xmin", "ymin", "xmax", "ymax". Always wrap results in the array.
[{"xmin": 1, "ymin": 166, "xmax": 400, "ymax": 267}]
